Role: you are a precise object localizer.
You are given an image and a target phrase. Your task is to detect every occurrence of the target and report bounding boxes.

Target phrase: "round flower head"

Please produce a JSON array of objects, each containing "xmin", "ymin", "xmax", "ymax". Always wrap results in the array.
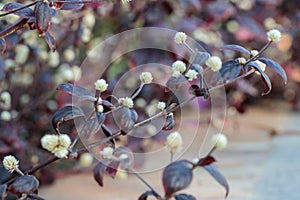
[
  {"xmin": 174, "ymin": 32, "xmax": 187, "ymax": 44},
  {"xmin": 119, "ymin": 97, "xmax": 134, "ymax": 108},
  {"xmin": 97, "ymin": 105, "xmax": 104, "ymax": 113},
  {"xmin": 237, "ymin": 57, "xmax": 247, "ymax": 65},
  {"xmin": 41, "ymin": 134, "xmax": 71, "ymax": 158},
  {"xmin": 3, "ymin": 155, "xmax": 19, "ymax": 173},
  {"xmin": 211, "ymin": 133, "xmax": 228, "ymax": 150},
  {"xmin": 185, "ymin": 69, "xmax": 198, "ymax": 81},
  {"xmin": 79, "ymin": 153, "xmax": 94, "ymax": 168},
  {"xmin": 1, "ymin": 111, "xmax": 11, "ymax": 121},
  {"xmin": 94, "ymin": 79, "xmax": 108, "ymax": 92},
  {"xmin": 254, "ymin": 60, "xmax": 267, "ymax": 75},
  {"xmin": 172, "ymin": 60, "xmax": 186, "ymax": 73},
  {"xmin": 140, "ymin": 72, "xmax": 153, "ymax": 84},
  {"xmin": 165, "ymin": 131, "xmax": 183, "ymax": 154},
  {"xmin": 267, "ymin": 29, "xmax": 282, "ymax": 42},
  {"xmin": 100, "ymin": 146, "xmax": 114, "ymax": 159},
  {"xmin": 41, "ymin": 134, "xmax": 59, "ymax": 152},
  {"xmin": 157, "ymin": 101, "xmax": 166, "ymax": 110},
  {"xmin": 250, "ymin": 50, "xmax": 259, "ymax": 57},
  {"xmin": 206, "ymin": 56, "xmax": 222, "ymax": 72}
]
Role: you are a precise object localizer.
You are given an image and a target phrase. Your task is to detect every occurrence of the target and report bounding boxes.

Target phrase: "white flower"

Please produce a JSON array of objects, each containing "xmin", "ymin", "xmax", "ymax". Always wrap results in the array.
[
  {"xmin": 250, "ymin": 50, "xmax": 259, "ymax": 57},
  {"xmin": 254, "ymin": 60, "xmax": 267, "ymax": 75},
  {"xmin": 41, "ymin": 134, "xmax": 71, "ymax": 158},
  {"xmin": 94, "ymin": 79, "xmax": 108, "ymax": 92},
  {"xmin": 237, "ymin": 57, "xmax": 247, "ymax": 65},
  {"xmin": 0, "ymin": 91, "xmax": 11, "ymax": 110},
  {"xmin": 174, "ymin": 32, "xmax": 187, "ymax": 44},
  {"xmin": 185, "ymin": 69, "xmax": 198, "ymax": 81},
  {"xmin": 79, "ymin": 153, "xmax": 94, "ymax": 168},
  {"xmin": 1, "ymin": 111, "xmax": 11, "ymax": 121},
  {"xmin": 267, "ymin": 29, "xmax": 282, "ymax": 42},
  {"xmin": 119, "ymin": 97, "xmax": 134, "ymax": 108},
  {"xmin": 172, "ymin": 70, "xmax": 181, "ymax": 78},
  {"xmin": 165, "ymin": 131, "xmax": 183, "ymax": 153},
  {"xmin": 139, "ymin": 72, "xmax": 153, "ymax": 84},
  {"xmin": 211, "ymin": 133, "xmax": 228, "ymax": 150},
  {"xmin": 206, "ymin": 56, "xmax": 222, "ymax": 72},
  {"xmin": 192, "ymin": 158, "xmax": 199, "ymax": 165},
  {"xmin": 97, "ymin": 105, "xmax": 104, "ymax": 113},
  {"xmin": 172, "ymin": 61, "xmax": 186, "ymax": 73},
  {"xmin": 3, "ymin": 155, "xmax": 19, "ymax": 173},
  {"xmin": 100, "ymin": 147, "xmax": 114, "ymax": 159},
  {"xmin": 157, "ymin": 101, "xmax": 166, "ymax": 110}
]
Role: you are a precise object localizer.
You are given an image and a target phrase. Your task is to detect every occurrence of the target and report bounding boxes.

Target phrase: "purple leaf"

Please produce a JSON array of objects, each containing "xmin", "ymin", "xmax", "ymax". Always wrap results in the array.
[
  {"xmin": 93, "ymin": 162, "xmax": 107, "ymax": 187},
  {"xmin": 247, "ymin": 61, "xmax": 272, "ymax": 95},
  {"xmin": 203, "ymin": 164, "xmax": 229, "ymax": 198},
  {"xmin": 45, "ymin": 31, "xmax": 56, "ymax": 52},
  {"xmin": 106, "ymin": 160, "xmax": 120, "ymax": 178},
  {"xmin": 175, "ymin": 193, "xmax": 197, "ymax": 200},
  {"xmin": 1, "ymin": 2, "xmax": 34, "ymax": 18},
  {"xmin": 119, "ymin": 108, "xmax": 138, "ymax": 133},
  {"xmin": 60, "ymin": 0, "xmax": 84, "ymax": 10},
  {"xmin": 221, "ymin": 44, "xmax": 251, "ymax": 55},
  {"xmin": 8, "ymin": 175, "xmax": 39, "ymax": 194},
  {"xmin": 163, "ymin": 160, "xmax": 193, "ymax": 198},
  {"xmin": 138, "ymin": 191, "xmax": 156, "ymax": 200},
  {"xmin": 258, "ymin": 58, "xmax": 287, "ymax": 84},
  {"xmin": 56, "ymin": 83, "xmax": 97, "ymax": 102},
  {"xmin": 0, "ymin": 184, "xmax": 7, "ymax": 200},
  {"xmin": 0, "ymin": 39, "xmax": 6, "ymax": 54},
  {"xmin": 34, "ymin": 2, "xmax": 52, "ymax": 36},
  {"xmin": 213, "ymin": 59, "xmax": 243, "ymax": 84},
  {"xmin": 163, "ymin": 113, "xmax": 175, "ymax": 131},
  {"xmin": 190, "ymin": 51, "xmax": 210, "ymax": 65}
]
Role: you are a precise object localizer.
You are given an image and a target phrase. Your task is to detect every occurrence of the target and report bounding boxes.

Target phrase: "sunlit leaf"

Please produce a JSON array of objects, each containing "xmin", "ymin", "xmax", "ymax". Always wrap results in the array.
[
  {"xmin": 119, "ymin": 108, "xmax": 138, "ymax": 133},
  {"xmin": 60, "ymin": 0, "xmax": 84, "ymax": 10},
  {"xmin": 175, "ymin": 193, "xmax": 197, "ymax": 200},
  {"xmin": 8, "ymin": 175, "xmax": 39, "ymax": 194},
  {"xmin": 258, "ymin": 58, "xmax": 287, "ymax": 84},
  {"xmin": 56, "ymin": 83, "xmax": 96, "ymax": 102},
  {"xmin": 221, "ymin": 44, "xmax": 250, "ymax": 55}
]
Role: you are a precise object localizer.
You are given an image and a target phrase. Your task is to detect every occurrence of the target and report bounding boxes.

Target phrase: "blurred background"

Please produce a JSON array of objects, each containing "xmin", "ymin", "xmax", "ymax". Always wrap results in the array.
[{"xmin": 0, "ymin": 0, "xmax": 299, "ymax": 199}]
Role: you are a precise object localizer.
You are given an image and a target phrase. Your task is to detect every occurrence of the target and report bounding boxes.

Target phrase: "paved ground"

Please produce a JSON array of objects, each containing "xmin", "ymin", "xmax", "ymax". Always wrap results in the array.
[{"xmin": 39, "ymin": 103, "xmax": 300, "ymax": 200}]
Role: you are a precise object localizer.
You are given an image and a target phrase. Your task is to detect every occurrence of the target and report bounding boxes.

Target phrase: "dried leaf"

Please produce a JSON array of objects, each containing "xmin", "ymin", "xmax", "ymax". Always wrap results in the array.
[
  {"xmin": 190, "ymin": 51, "xmax": 210, "ymax": 65},
  {"xmin": 93, "ymin": 162, "xmax": 107, "ymax": 187},
  {"xmin": 0, "ymin": 184, "xmax": 7, "ymax": 200},
  {"xmin": 258, "ymin": 58, "xmax": 287, "ymax": 84},
  {"xmin": 213, "ymin": 59, "xmax": 243, "ymax": 84},
  {"xmin": 56, "ymin": 83, "xmax": 96, "ymax": 102},
  {"xmin": 0, "ymin": 39, "xmax": 6, "ymax": 54},
  {"xmin": 1, "ymin": 2, "xmax": 34, "ymax": 18},
  {"xmin": 163, "ymin": 160, "xmax": 193, "ymax": 198},
  {"xmin": 175, "ymin": 193, "xmax": 197, "ymax": 200},
  {"xmin": 203, "ymin": 164, "xmax": 229, "ymax": 198},
  {"xmin": 221, "ymin": 44, "xmax": 251, "ymax": 55},
  {"xmin": 8, "ymin": 175, "xmax": 39, "ymax": 194},
  {"xmin": 45, "ymin": 31, "xmax": 56, "ymax": 52},
  {"xmin": 34, "ymin": 2, "xmax": 52, "ymax": 36}
]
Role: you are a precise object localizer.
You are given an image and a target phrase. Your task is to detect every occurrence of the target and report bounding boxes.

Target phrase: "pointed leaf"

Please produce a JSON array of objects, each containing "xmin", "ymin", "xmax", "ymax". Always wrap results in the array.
[
  {"xmin": 213, "ymin": 59, "xmax": 243, "ymax": 84},
  {"xmin": 203, "ymin": 164, "xmax": 229, "ymax": 198},
  {"xmin": 190, "ymin": 51, "xmax": 210, "ymax": 65},
  {"xmin": 163, "ymin": 160, "xmax": 193, "ymax": 198},
  {"xmin": 138, "ymin": 191, "xmax": 156, "ymax": 200},
  {"xmin": 34, "ymin": 2, "xmax": 52, "ymax": 36},
  {"xmin": 0, "ymin": 184, "xmax": 7, "ymax": 200},
  {"xmin": 59, "ymin": 0, "xmax": 84, "ymax": 10},
  {"xmin": 52, "ymin": 106, "xmax": 85, "ymax": 132},
  {"xmin": 247, "ymin": 61, "xmax": 272, "ymax": 95},
  {"xmin": 258, "ymin": 58, "xmax": 287, "ymax": 84},
  {"xmin": 101, "ymin": 124, "xmax": 115, "ymax": 146},
  {"xmin": 195, "ymin": 156, "xmax": 216, "ymax": 167},
  {"xmin": 93, "ymin": 162, "xmax": 107, "ymax": 187},
  {"xmin": 8, "ymin": 175, "xmax": 39, "ymax": 194},
  {"xmin": 45, "ymin": 31, "xmax": 56, "ymax": 52},
  {"xmin": 0, "ymin": 39, "xmax": 6, "ymax": 54},
  {"xmin": 221, "ymin": 44, "xmax": 250, "ymax": 55},
  {"xmin": 56, "ymin": 83, "xmax": 96, "ymax": 102},
  {"xmin": 175, "ymin": 193, "xmax": 197, "ymax": 200},
  {"xmin": 1, "ymin": 2, "xmax": 34, "ymax": 18}
]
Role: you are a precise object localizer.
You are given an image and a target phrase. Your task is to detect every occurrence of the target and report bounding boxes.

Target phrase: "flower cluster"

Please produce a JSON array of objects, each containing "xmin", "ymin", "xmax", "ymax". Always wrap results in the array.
[
  {"xmin": 2, "ymin": 155, "xmax": 19, "ymax": 173},
  {"xmin": 206, "ymin": 56, "xmax": 222, "ymax": 72},
  {"xmin": 165, "ymin": 131, "xmax": 183, "ymax": 154},
  {"xmin": 157, "ymin": 101, "xmax": 166, "ymax": 110},
  {"xmin": 119, "ymin": 97, "xmax": 134, "ymax": 108},
  {"xmin": 174, "ymin": 32, "xmax": 187, "ymax": 44},
  {"xmin": 94, "ymin": 79, "xmax": 108, "ymax": 92},
  {"xmin": 267, "ymin": 29, "xmax": 282, "ymax": 42},
  {"xmin": 41, "ymin": 134, "xmax": 71, "ymax": 158},
  {"xmin": 140, "ymin": 72, "xmax": 153, "ymax": 84}
]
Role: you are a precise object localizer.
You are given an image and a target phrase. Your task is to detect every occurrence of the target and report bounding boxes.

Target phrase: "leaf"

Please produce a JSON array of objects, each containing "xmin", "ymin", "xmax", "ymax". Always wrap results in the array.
[
  {"xmin": 258, "ymin": 58, "xmax": 287, "ymax": 84},
  {"xmin": 166, "ymin": 76, "xmax": 187, "ymax": 91},
  {"xmin": 101, "ymin": 124, "xmax": 115, "ymax": 146},
  {"xmin": 60, "ymin": 0, "xmax": 84, "ymax": 10},
  {"xmin": 52, "ymin": 106, "xmax": 85, "ymax": 132},
  {"xmin": 119, "ymin": 108, "xmax": 138, "ymax": 133},
  {"xmin": 8, "ymin": 175, "xmax": 39, "ymax": 194},
  {"xmin": 188, "ymin": 85, "xmax": 209, "ymax": 98},
  {"xmin": 34, "ymin": 2, "xmax": 52, "ymax": 36},
  {"xmin": 190, "ymin": 51, "xmax": 210, "ymax": 65},
  {"xmin": 0, "ymin": 39, "xmax": 6, "ymax": 54},
  {"xmin": 106, "ymin": 160, "xmax": 120, "ymax": 179},
  {"xmin": 163, "ymin": 113, "xmax": 175, "ymax": 131},
  {"xmin": 213, "ymin": 59, "xmax": 243, "ymax": 84},
  {"xmin": 190, "ymin": 64, "xmax": 203, "ymax": 74},
  {"xmin": 0, "ymin": 184, "xmax": 7, "ymax": 200},
  {"xmin": 221, "ymin": 44, "xmax": 250, "ymax": 55},
  {"xmin": 175, "ymin": 193, "xmax": 197, "ymax": 200},
  {"xmin": 203, "ymin": 164, "xmax": 229, "ymax": 198},
  {"xmin": 138, "ymin": 191, "xmax": 156, "ymax": 200},
  {"xmin": 196, "ymin": 156, "xmax": 216, "ymax": 167},
  {"xmin": 163, "ymin": 160, "xmax": 193, "ymax": 198},
  {"xmin": 93, "ymin": 162, "xmax": 107, "ymax": 187},
  {"xmin": 247, "ymin": 61, "xmax": 272, "ymax": 95},
  {"xmin": 1, "ymin": 2, "xmax": 34, "ymax": 18},
  {"xmin": 0, "ymin": 57, "xmax": 5, "ymax": 81},
  {"xmin": 45, "ymin": 31, "xmax": 56, "ymax": 52},
  {"xmin": 56, "ymin": 83, "xmax": 96, "ymax": 102}
]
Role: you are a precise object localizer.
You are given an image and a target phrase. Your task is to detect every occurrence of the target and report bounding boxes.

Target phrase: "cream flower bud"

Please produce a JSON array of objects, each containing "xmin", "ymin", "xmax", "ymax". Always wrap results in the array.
[
  {"xmin": 41, "ymin": 134, "xmax": 71, "ymax": 158},
  {"xmin": 212, "ymin": 133, "xmax": 228, "ymax": 150},
  {"xmin": 185, "ymin": 69, "xmax": 198, "ymax": 81},
  {"xmin": 41, "ymin": 134, "xmax": 59, "ymax": 152},
  {"xmin": 63, "ymin": 48, "xmax": 75, "ymax": 62},
  {"xmin": 79, "ymin": 153, "xmax": 94, "ymax": 168},
  {"xmin": 119, "ymin": 97, "xmax": 134, "ymax": 108},
  {"xmin": 254, "ymin": 60, "xmax": 267, "ymax": 75},
  {"xmin": 172, "ymin": 70, "xmax": 181, "ymax": 78},
  {"xmin": 3, "ymin": 155, "xmax": 19, "ymax": 173},
  {"xmin": 192, "ymin": 158, "xmax": 199, "ymax": 165},
  {"xmin": 174, "ymin": 32, "xmax": 187, "ymax": 44},
  {"xmin": 100, "ymin": 147, "xmax": 114, "ymax": 159},
  {"xmin": 237, "ymin": 57, "xmax": 247, "ymax": 65},
  {"xmin": 165, "ymin": 131, "xmax": 183, "ymax": 153},
  {"xmin": 250, "ymin": 50, "xmax": 259, "ymax": 57},
  {"xmin": 0, "ymin": 91, "xmax": 11, "ymax": 110},
  {"xmin": 172, "ymin": 60, "xmax": 186, "ymax": 73},
  {"xmin": 94, "ymin": 79, "xmax": 108, "ymax": 92},
  {"xmin": 97, "ymin": 105, "xmax": 104, "ymax": 113},
  {"xmin": 267, "ymin": 29, "xmax": 282, "ymax": 42},
  {"xmin": 157, "ymin": 101, "xmax": 166, "ymax": 110},
  {"xmin": 54, "ymin": 148, "xmax": 69, "ymax": 158},
  {"xmin": 206, "ymin": 56, "xmax": 222, "ymax": 72},
  {"xmin": 139, "ymin": 72, "xmax": 153, "ymax": 84},
  {"xmin": 58, "ymin": 134, "xmax": 71, "ymax": 149},
  {"xmin": 1, "ymin": 111, "xmax": 11, "ymax": 121}
]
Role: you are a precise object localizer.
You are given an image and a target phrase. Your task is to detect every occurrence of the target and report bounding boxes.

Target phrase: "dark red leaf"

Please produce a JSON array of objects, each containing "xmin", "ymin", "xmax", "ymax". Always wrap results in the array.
[
  {"xmin": 45, "ymin": 31, "xmax": 56, "ymax": 52},
  {"xmin": 106, "ymin": 160, "xmax": 120, "ymax": 178},
  {"xmin": 8, "ymin": 175, "xmax": 39, "ymax": 194},
  {"xmin": 163, "ymin": 160, "xmax": 193, "ymax": 198},
  {"xmin": 1, "ymin": 2, "xmax": 34, "ymax": 18},
  {"xmin": 52, "ymin": 106, "xmax": 85, "ymax": 132},
  {"xmin": 0, "ymin": 184, "xmax": 7, "ymax": 200},
  {"xmin": 56, "ymin": 83, "xmax": 96, "ymax": 102},
  {"xmin": 101, "ymin": 124, "xmax": 115, "ymax": 146},
  {"xmin": 213, "ymin": 59, "xmax": 243, "ymax": 84},
  {"xmin": 175, "ymin": 193, "xmax": 197, "ymax": 200},
  {"xmin": 93, "ymin": 162, "xmax": 107, "ymax": 187},
  {"xmin": 258, "ymin": 58, "xmax": 287, "ymax": 84},
  {"xmin": 34, "ymin": 2, "xmax": 52, "ymax": 36},
  {"xmin": 163, "ymin": 113, "xmax": 175, "ymax": 131},
  {"xmin": 247, "ymin": 61, "xmax": 272, "ymax": 95},
  {"xmin": 190, "ymin": 51, "xmax": 210, "ymax": 65},
  {"xmin": 195, "ymin": 156, "xmax": 216, "ymax": 167},
  {"xmin": 221, "ymin": 44, "xmax": 251, "ymax": 55},
  {"xmin": 0, "ymin": 39, "xmax": 6, "ymax": 54},
  {"xmin": 138, "ymin": 191, "xmax": 156, "ymax": 200},
  {"xmin": 203, "ymin": 164, "xmax": 229, "ymax": 198}
]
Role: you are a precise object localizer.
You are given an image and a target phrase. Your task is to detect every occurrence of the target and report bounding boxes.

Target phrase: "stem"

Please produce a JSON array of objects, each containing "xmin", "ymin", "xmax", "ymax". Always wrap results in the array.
[
  {"xmin": 184, "ymin": 41, "xmax": 195, "ymax": 53},
  {"xmin": 0, "ymin": 1, "xmax": 39, "ymax": 18},
  {"xmin": 170, "ymin": 152, "xmax": 174, "ymax": 163},
  {"xmin": 0, "ymin": 18, "xmax": 29, "ymax": 39},
  {"xmin": 134, "ymin": 111, "xmax": 164, "ymax": 127},
  {"xmin": 244, "ymin": 40, "xmax": 272, "ymax": 66},
  {"xmin": 15, "ymin": 167, "xmax": 24, "ymax": 176},
  {"xmin": 131, "ymin": 83, "xmax": 144, "ymax": 100}
]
